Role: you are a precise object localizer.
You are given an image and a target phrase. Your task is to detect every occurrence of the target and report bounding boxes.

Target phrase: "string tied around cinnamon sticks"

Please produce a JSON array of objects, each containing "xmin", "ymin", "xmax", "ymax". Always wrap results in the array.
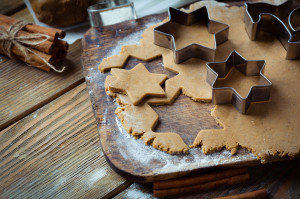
[{"xmin": 0, "ymin": 20, "xmax": 65, "ymax": 72}]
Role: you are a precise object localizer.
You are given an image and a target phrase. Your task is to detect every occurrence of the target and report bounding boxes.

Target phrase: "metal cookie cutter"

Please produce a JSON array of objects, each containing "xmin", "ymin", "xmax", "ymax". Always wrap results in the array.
[
  {"xmin": 290, "ymin": 7, "xmax": 300, "ymax": 35},
  {"xmin": 87, "ymin": 0, "xmax": 136, "ymax": 27},
  {"xmin": 206, "ymin": 51, "xmax": 272, "ymax": 114},
  {"xmin": 154, "ymin": 7, "xmax": 229, "ymax": 64},
  {"xmin": 244, "ymin": 0, "xmax": 300, "ymax": 59}
]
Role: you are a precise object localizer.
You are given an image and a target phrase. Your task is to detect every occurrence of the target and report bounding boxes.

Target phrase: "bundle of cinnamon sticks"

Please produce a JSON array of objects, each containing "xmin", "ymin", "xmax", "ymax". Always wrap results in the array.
[
  {"xmin": 153, "ymin": 168, "xmax": 267, "ymax": 198},
  {"xmin": 0, "ymin": 14, "xmax": 68, "ymax": 72}
]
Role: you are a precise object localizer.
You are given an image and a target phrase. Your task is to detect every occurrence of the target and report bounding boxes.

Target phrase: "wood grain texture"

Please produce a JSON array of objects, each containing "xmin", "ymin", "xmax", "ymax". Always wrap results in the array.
[
  {"xmin": 115, "ymin": 160, "xmax": 300, "ymax": 198},
  {"xmin": 0, "ymin": 8, "xmax": 85, "ymax": 130},
  {"xmin": 0, "ymin": 37, "xmax": 84, "ymax": 130},
  {"xmin": 0, "ymin": 83, "xmax": 130, "ymax": 199},
  {"xmin": 0, "ymin": 0, "xmax": 25, "ymax": 15}
]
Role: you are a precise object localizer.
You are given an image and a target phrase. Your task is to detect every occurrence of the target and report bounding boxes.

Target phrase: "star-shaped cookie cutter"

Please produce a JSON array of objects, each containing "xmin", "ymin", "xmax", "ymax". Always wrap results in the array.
[
  {"xmin": 154, "ymin": 7, "xmax": 229, "ymax": 64},
  {"xmin": 206, "ymin": 51, "xmax": 272, "ymax": 114},
  {"xmin": 244, "ymin": 0, "xmax": 300, "ymax": 59}
]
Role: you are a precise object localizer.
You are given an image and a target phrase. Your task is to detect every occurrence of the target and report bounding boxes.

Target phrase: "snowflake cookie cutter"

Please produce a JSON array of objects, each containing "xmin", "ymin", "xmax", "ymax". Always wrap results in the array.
[
  {"xmin": 153, "ymin": 6, "xmax": 229, "ymax": 64},
  {"xmin": 206, "ymin": 51, "xmax": 272, "ymax": 114},
  {"xmin": 244, "ymin": 0, "xmax": 300, "ymax": 59}
]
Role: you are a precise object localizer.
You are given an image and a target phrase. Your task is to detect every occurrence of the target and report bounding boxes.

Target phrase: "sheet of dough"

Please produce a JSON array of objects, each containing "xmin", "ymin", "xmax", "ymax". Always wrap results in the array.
[
  {"xmin": 102, "ymin": 0, "xmax": 300, "ymax": 161},
  {"xmin": 191, "ymin": 1, "xmax": 300, "ymax": 162}
]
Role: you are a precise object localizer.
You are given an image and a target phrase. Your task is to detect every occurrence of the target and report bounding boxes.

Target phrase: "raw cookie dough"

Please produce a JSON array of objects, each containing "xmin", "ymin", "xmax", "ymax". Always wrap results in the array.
[
  {"xmin": 141, "ymin": 132, "xmax": 189, "ymax": 154},
  {"xmin": 99, "ymin": 22, "xmax": 169, "ymax": 73},
  {"xmin": 109, "ymin": 63, "xmax": 167, "ymax": 105},
  {"xmin": 190, "ymin": 1, "xmax": 300, "ymax": 162},
  {"xmin": 106, "ymin": 75, "xmax": 189, "ymax": 153},
  {"xmin": 99, "ymin": 16, "xmax": 215, "ymax": 102},
  {"xmin": 105, "ymin": 51, "xmax": 213, "ymax": 106},
  {"xmin": 167, "ymin": 21, "xmax": 215, "ymax": 50},
  {"xmin": 113, "ymin": 93, "xmax": 189, "ymax": 153},
  {"xmin": 215, "ymin": 67, "xmax": 261, "ymax": 98},
  {"xmin": 115, "ymin": 103, "xmax": 159, "ymax": 138},
  {"xmin": 102, "ymin": 0, "xmax": 300, "ymax": 161}
]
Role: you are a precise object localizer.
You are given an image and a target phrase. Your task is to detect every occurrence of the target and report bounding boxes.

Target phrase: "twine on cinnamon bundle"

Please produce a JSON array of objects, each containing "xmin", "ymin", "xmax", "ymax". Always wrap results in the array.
[{"xmin": 0, "ymin": 20, "xmax": 65, "ymax": 72}]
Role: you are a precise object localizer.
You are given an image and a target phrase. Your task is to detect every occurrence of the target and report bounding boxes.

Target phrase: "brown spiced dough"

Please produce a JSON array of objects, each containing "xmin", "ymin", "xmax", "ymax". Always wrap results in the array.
[
  {"xmin": 168, "ymin": 21, "xmax": 215, "ymax": 49},
  {"xmin": 106, "ymin": 71, "xmax": 189, "ymax": 153},
  {"xmin": 142, "ymin": 132, "xmax": 189, "ymax": 154},
  {"xmin": 109, "ymin": 63, "xmax": 167, "ymax": 105},
  {"xmin": 30, "ymin": 0, "xmax": 97, "ymax": 27},
  {"xmin": 215, "ymin": 67, "xmax": 261, "ymax": 98},
  {"xmin": 102, "ymin": 0, "xmax": 300, "ymax": 161},
  {"xmin": 115, "ymin": 102, "xmax": 159, "ymax": 138},
  {"xmin": 190, "ymin": 1, "xmax": 300, "ymax": 162},
  {"xmin": 101, "ymin": 22, "xmax": 214, "ymax": 104},
  {"xmin": 111, "ymin": 91, "xmax": 189, "ymax": 153}
]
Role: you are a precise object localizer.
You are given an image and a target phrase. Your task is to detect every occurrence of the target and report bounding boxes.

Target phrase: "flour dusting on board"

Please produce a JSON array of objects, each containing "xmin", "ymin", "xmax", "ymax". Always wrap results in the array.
[
  {"xmin": 124, "ymin": 184, "xmax": 153, "ymax": 199},
  {"xmin": 114, "ymin": 116, "xmax": 255, "ymax": 174}
]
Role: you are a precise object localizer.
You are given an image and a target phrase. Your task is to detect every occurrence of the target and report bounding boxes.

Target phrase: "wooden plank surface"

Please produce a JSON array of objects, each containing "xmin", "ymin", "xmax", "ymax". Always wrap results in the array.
[
  {"xmin": 115, "ymin": 160, "xmax": 300, "ymax": 198},
  {"xmin": 0, "ymin": 8, "xmax": 85, "ymax": 130},
  {"xmin": 0, "ymin": 0, "xmax": 25, "ymax": 15},
  {"xmin": 0, "ymin": 83, "xmax": 130, "ymax": 199}
]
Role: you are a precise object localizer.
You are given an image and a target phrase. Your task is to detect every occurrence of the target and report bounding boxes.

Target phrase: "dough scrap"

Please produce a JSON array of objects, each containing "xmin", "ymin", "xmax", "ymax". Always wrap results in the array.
[
  {"xmin": 115, "ymin": 103, "xmax": 158, "ymax": 138},
  {"xmin": 106, "ymin": 74, "xmax": 189, "ymax": 153},
  {"xmin": 109, "ymin": 63, "xmax": 167, "ymax": 105},
  {"xmin": 98, "ymin": 22, "xmax": 168, "ymax": 73},
  {"xmin": 141, "ymin": 132, "xmax": 189, "ymax": 154},
  {"xmin": 114, "ymin": 94, "xmax": 189, "ymax": 154}
]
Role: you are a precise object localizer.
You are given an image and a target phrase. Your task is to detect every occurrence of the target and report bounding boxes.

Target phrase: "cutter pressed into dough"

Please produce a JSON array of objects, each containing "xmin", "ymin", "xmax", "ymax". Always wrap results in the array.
[
  {"xmin": 153, "ymin": 7, "xmax": 229, "ymax": 64},
  {"xmin": 206, "ymin": 51, "xmax": 272, "ymax": 114},
  {"xmin": 244, "ymin": 0, "xmax": 300, "ymax": 59}
]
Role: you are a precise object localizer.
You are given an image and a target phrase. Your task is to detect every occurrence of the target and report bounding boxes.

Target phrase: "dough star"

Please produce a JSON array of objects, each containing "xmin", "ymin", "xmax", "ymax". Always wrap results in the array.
[
  {"xmin": 154, "ymin": 7, "xmax": 229, "ymax": 63},
  {"xmin": 109, "ymin": 63, "xmax": 168, "ymax": 105},
  {"xmin": 206, "ymin": 51, "xmax": 272, "ymax": 114}
]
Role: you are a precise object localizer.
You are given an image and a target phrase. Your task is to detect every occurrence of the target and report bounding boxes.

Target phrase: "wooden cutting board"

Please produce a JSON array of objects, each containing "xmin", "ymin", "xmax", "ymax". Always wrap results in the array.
[{"xmin": 81, "ymin": 11, "xmax": 286, "ymax": 183}]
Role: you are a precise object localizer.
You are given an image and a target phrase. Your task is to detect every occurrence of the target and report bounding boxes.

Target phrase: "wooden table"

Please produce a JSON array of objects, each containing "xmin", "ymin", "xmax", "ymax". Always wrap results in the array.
[{"xmin": 0, "ymin": 2, "xmax": 299, "ymax": 198}]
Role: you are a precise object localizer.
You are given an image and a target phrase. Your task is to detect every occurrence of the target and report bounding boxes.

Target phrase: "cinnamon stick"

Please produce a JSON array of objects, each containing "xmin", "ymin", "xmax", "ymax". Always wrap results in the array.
[
  {"xmin": 0, "ymin": 14, "xmax": 68, "ymax": 72},
  {"xmin": 0, "ymin": 21, "xmax": 54, "ymax": 54},
  {"xmin": 56, "ymin": 39, "xmax": 69, "ymax": 52},
  {"xmin": 214, "ymin": 188, "xmax": 268, "ymax": 199},
  {"xmin": 153, "ymin": 173, "xmax": 250, "ymax": 197},
  {"xmin": 0, "ymin": 48, "xmax": 50, "ymax": 72},
  {"xmin": 0, "ymin": 14, "xmax": 65, "ymax": 40},
  {"xmin": 154, "ymin": 168, "xmax": 248, "ymax": 190},
  {"xmin": 16, "ymin": 55, "xmax": 50, "ymax": 72}
]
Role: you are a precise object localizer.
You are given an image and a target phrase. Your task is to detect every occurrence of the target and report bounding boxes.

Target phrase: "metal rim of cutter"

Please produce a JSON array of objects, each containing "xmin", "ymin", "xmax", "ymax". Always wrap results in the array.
[
  {"xmin": 153, "ymin": 7, "xmax": 229, "ymax": 64},
  {"xmin": 244, "ymin": 0, "xmax": 300, "ymax": 59},
  {"xmin": 206, "ymin": 51, "xmax": 272, "ymax": 114},
  {"xmin": 87, "ymin": 0, "xmax": 136, "ymax": 27},
  {"xmin": 289, "ymin": 6, "xmax": 300, "ymax": 37}
]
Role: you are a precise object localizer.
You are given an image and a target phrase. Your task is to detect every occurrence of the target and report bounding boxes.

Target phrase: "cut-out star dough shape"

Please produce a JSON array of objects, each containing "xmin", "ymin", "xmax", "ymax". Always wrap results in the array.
[
  {"xmin": 109, "ymin": 63, "xmax": 168, "ymax": 105},
  {"xmin": 104, "ymin": 50, "xmax": 213, "ymax": 106},
  {"xmin": 100, "ymin": 16, "xmax": 217, "ymax": 105},
  {"xmin": 206, "ymin": 51, "xmax": 272, "ymax": 114},
  {"xmin": 153, "ymin": 7, "xmax": 229, "ymax": 63}
]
